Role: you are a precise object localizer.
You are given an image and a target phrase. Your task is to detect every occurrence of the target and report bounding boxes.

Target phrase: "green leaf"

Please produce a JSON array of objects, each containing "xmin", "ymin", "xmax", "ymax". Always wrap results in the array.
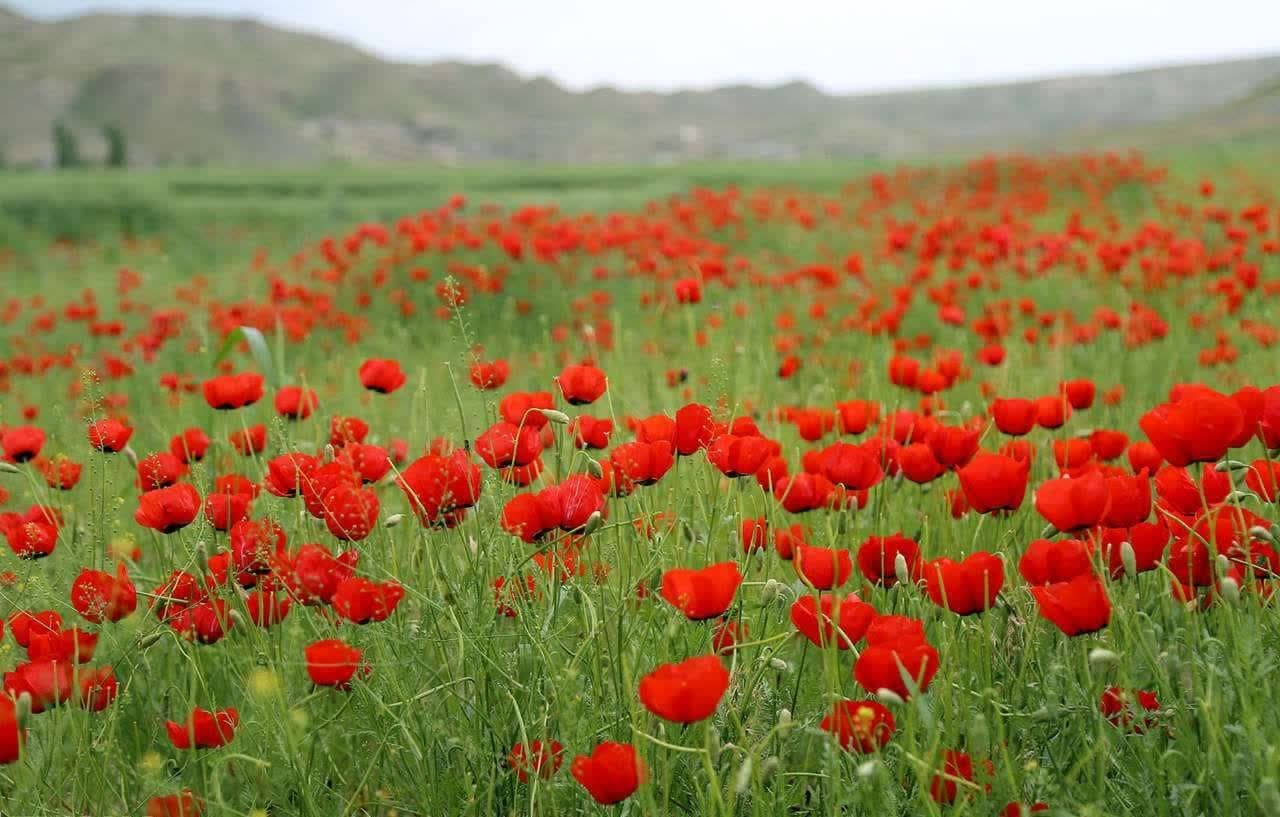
[{"xmin": 212, "ymin": 326, "xmax": 279, "ymax": 389}]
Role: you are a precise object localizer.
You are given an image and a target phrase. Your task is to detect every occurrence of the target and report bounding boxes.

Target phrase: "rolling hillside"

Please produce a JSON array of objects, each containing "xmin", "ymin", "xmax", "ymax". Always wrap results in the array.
[{"xmin": 1, "ymin": 4, "xmax": 1278, "ymax": 166}]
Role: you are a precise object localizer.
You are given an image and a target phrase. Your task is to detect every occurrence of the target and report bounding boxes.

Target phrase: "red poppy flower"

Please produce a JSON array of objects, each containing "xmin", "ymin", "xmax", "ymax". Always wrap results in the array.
[
  {"xmin": 500, "ymin": 391, "xmax": 555, "ymax": 429},
  {"xmin": 772, "ymin": 523, "xmax": 809, "ymax": 560},
  {"xmin": 329, "ymin": 415, "xmax": 370, "ymax": 447},
  {"xmin": 70, "ymin": 563, "xmax": 137, "ymax": 623},
  {"xmin": 1102, "ymin": 470, "xmax": 1151, "ymax": 528},
  {"xmin": 508, "ymin": 739, "xmax": 565, "ymax": 782},
  {"xmin": 476, "ymin": 421, "xmax": 544, "ymax": 469},
  {"xmin": 674, "ymin": 403, "xmax": 717, "ymax": 455},
  {"xmin": 927, "ymin": 424, "xmax": 980, "ymax": 469},
  {"xmin": 1126, "ymin": 441, "xmax": 1163, "ymax": 474},
  {"xmin": 77, "ymin": 665, "xmax": 118, "ymax": 711},
  {"xmin": 396, "ymin": 451, "xmax": 482, "ymax": 527},
  {"xmin": 332, "ymin": 577, "xmax": 405, "ymax": 624},
  {"xmin": 169, "ymin": 599, "xmax": 232, "ymax": 644},
  {"xmin": 793, "ymin": 545, "xmax": 853, "ymax": 590},
  {"xmin": 28, "ymin": 627, "xmax": 98, "ymax": 664},
  {"xmin": 0, "ymin": 695, "xmax": 22, "ymax": 763},
  {"xmin": 820, "ymin": 699, "xmax": 895, "ymax": 753},
  {"xmin": 1246, "ymin": 459, "xmax": 1280, "ymax": 501},
  {"xmin": 169, "ymin": 428, "xmax": 210, "ymax": 464},
  {"xmin": 836, "ymin": 400, "xmax": 880, "ymax": 435},
  {"xmin": 320, "ymin": 484, "xmax": 380, "ymax": 541},
  {"xmin": 853, "ymin": 638, "xmax": 939, "ymax": 699},
  {"xmin": 930, "ymin": 749, "xmax": 992, "ymax": 804},
  {"xmin": 229, "ymin": 518, "xmax": 287, "ymax": 574},
  {"xmin": 359, "ymin": 358, "xmax": 407, "ymax": 394},
  {"xmin": 202, "ymin": 372, "xmax": 264, "ymax": 410},
  {"xmin": 1018, "ymin": 538, "xmax": 1094, "ymax": 585},
  {"xmin": 1061, "ymin": 379, "xmax": 1096, "ymax": 409},
  {"xmin": 611, "ymin": 440, "xmax": 675, "ymax": 486},
  {"xmin": 1034, "ymin": 471, "xmax": 1110, "ymax": 532},
  {"xmin": 1097, "ymin": 522, "xmax": 1169, "ymax": 578},
  {"xmin": 790, "ymin": 593, "xmax": 875, "ymax": 649},
  {"xmin": 145, "ymin": 790, "xmax": 203, "ymax": 817},
  {"xmin": 87, "ymin": 419, "xmax": 133, "ymax": 453},
  {"xmin": 228, "ymin": 424, "xmax": 266, "ymax": 455},
  {"xmin": 1139, "ymin": 389, "xmax": 1244, "ymax": 466},
  {"xmin": 134, "ymin": 483, "xmax": 202, "ymax": 534},
  {"xmin": 165, "ymin": 707, "xmax": 239, "ymax": 750},
  {"xmin": 660, "ymin": 562, "xmax": 742, "ymax": 621},
  {"xmin": 1089, "ymin": 429, "xmax": 1129, "ymax": 461},
  {"xmin": 708, "ymin": 434, "xmax": 777, "ymax": 478},
  {"xmin": 1035, "ymin": 395, "xmax": 1070, "ymax": 429},
  {"xmin": 773, "ymin": 472, "xmax": 837, "ymax": 512},
  {"xmin": 1, "ymin": 425, "xmax": 45, "ymax": 463},
  {"xmin": 897, "ymin": 443, "xmax": 946, "ymax": 484},
  {"xmin": 571, "ymin": 741, "xmax": 645, "ymax": 805},
  {"xmin": 570, "ymin": 415, "xmax": 614, "ymax": 449},
  {"xmin": 8, "ymin": 610, "xmax": 63, "ymax": 648},
  {"xmin": 638, "ymin": 654, "xmax": 730, "ymax": 723},
  {"xmin": 924, "ymin": 552, "xmax": 1004, "ymax": 615},
  {"xmin": 557, "ymin": 363, "xmax": 608, "ymax": 405},
  {"xmin": 957, "ymin": 452, "xmax": 1029, "ymax": 513},
  {"xmin": 305, "ymin": 638, "xmax": 368, "ymax": 689},
  {"xmin": 4, "ymin": 660, "xmax": 74, "ymax": 712},
  {"xmin": 469, "ymin": 359, "xmax": 511, "ymax": 390},
  {"xmin": 1029, "ymin": 573, "xmax": 1111, "ymax": 636},
  {"xmin": 274, "ymin": 385, "xmax": 318, "ymax": 419},
  {"xmin": 821, "ymin": 442, "xmax": 884, "ymax": 490},
  {"xmin": 203, "ymin": 492, "xmax": 252, "ymax": 531},
  {"xmin": 1099, "ymin": 686, "xmax": 1160, "ymax": 732},
  {"xmin": 36, "ymin": 455, "xmax": 83, "ymax": 490},
  {"xmin": 245, "ymin": 589, "xmax": 291, "ymax": 627},
  {"xmin": 857, "ymin": 533, "xmax": 922, "ymax": 588}
]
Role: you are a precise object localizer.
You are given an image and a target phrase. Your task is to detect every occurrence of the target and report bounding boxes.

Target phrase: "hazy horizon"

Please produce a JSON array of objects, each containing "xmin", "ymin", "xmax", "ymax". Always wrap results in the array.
[{"xmin": 11, "ymin": 0, "xmax": 1280, "ymax": 95}]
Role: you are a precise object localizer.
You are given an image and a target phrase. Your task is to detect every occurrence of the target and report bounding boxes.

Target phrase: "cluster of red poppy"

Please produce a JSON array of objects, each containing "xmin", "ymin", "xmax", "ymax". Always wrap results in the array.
[{"xmin": 0, "ymin": 153, "xmax": 1277, "ymax": 814}]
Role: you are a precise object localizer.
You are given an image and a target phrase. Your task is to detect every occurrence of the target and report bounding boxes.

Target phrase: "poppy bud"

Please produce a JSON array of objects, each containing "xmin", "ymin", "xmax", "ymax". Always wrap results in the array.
[
  {"xmin": 584, "ymin": 457, "xmax": 604, "ymax": 479},
  {"xmin": 767, "ymin": 657, "xmax": 789, "ymax": 672},
  {"xmin": 1216, "ymin": 459, "xmax": 1249, "ymax": 472},
  {"xmin": 1219, "ymin": 576, "xmax": 1241, "ymax": 605},
  {"xmin": 759, "ymin": 579, "xmax": 784, "ymax": 605},
  {"xmin": 122, "ymin": 446, "xmax": 138, "ymax": 467},
  {"xmin": 0, "ymin": 462, "xmax": 19, "ymax": 474},
  {"xmin": 1250, "ymin": 525, "xmax": 1278, "ymax": 545},
  {"xmin": 968, "ymin": 713, "xmax": 989, "ymax": 754},
  {"xmin": 857, "ymin": 760, "xmax": 878, "ymax": 778},
  {"xmin": 734, "ymin": 757, "xmax": 753, "ymax": 795},
  {"xmin": 1261, "ymin": 779, "xmax": 1280, "ymax": 816},
  {"xmin": 383, "ymin": 514, "xmax": 404, "ymax": 528},
  {"xmin": 893, "ymin": 553, "xmax": 911, "ymax": 587},
  {"xmin": 136, "ymin": 631, "xmax": 166, "ymax": 650},
  {"xmin": 875, "ymin": 688, "xmax": 905, "ymax": 707},
  {"xmin": 15, "ymin": 692, "xmax": 31, "ymax": 729},
  {"xmin": 1120, "ymin": 541, "xmax": 1138, "ymax": 579},
  {"xmin": 778, "ymin": 708, "xmax": 791, "ymax": 727},
  {"xmin": 538, "ymin": 409, "xmax": 571, "ymax": 426},
  {"xmin": 583, "ymin": 511, "xmax": 604, "ymax": 535},
  {"xmin": 1088, "ymin": 648, "xmax": 1119, "ymax": 671},
  {"xmin": 1216, "ymin": 554, "xmax": 1232, "ymax": 575},
  {"xmin": 760, "ymin": 756, "xmax": 780, "ymax": 783}
]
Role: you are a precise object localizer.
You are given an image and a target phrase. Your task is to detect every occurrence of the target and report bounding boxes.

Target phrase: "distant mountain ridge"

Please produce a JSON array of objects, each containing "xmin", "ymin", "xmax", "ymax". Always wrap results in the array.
[{"xmin": 1, "ymin": 4, "xmax": 1278, "ymax": 166}]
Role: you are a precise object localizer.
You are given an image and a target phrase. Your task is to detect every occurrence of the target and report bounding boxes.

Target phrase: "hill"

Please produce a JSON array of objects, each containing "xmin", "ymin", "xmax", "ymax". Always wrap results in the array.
[{"xmin": 2, "ymin": 5, "xmax": 1279, "ymax": 165}]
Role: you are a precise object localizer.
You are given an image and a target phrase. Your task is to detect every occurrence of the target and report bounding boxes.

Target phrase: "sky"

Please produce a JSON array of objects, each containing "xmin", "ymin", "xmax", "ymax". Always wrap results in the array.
[{"xmin": 13, "ymin": 0, "xmax": 1280, "ymax": 94}]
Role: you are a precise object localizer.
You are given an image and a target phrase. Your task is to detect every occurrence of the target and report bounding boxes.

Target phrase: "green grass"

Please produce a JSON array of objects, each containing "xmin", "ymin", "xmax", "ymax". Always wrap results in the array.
[{"xmin": 0, "ymin": 148, "xmax": 1278, "ymax": 817}]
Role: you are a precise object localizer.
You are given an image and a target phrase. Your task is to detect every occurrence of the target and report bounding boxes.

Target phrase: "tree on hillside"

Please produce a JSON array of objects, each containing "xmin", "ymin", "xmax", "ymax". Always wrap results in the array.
[
  {"xmin": 53, "ymin": 122, "xmax": 81, "ymax": 168},
  {"xmin": 104, "ymin": 125, "xmax": 127, "ymax": 168}
]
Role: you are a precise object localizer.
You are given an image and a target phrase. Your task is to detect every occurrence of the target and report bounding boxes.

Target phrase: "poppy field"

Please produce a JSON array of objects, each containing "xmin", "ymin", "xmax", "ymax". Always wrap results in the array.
[{"xmin": 3, "ymin": 152, "xmax": 1280, "ymax": 817}]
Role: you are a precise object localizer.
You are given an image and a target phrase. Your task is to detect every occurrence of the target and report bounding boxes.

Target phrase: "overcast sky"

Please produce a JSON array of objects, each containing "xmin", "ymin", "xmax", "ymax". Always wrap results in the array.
[{"xmin": 15, "ymin": 0, "xmax": 1280, "ymax": 94}]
